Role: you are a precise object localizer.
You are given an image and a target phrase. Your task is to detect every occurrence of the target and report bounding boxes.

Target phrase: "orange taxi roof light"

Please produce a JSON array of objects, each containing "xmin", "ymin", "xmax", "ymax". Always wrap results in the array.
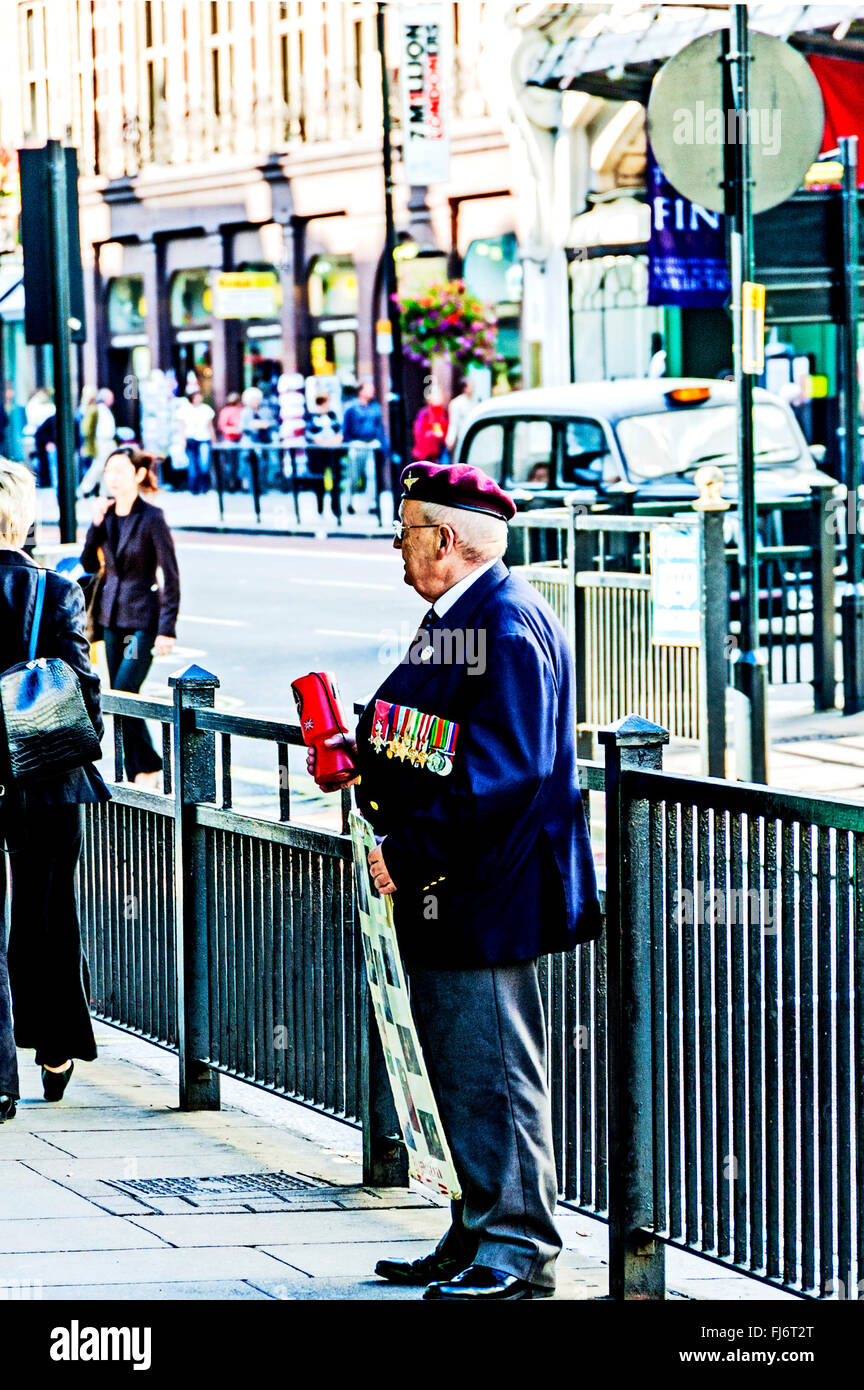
[{"xmin": 666, "ymin": 386, "xmax": 711, "ymax": 404}]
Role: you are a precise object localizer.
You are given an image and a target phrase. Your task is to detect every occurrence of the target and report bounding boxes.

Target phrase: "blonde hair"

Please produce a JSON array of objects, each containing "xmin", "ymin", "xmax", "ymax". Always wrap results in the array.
[{"xmin": 0, "ymin": 458, "xmax": 36, "ymax": 546}]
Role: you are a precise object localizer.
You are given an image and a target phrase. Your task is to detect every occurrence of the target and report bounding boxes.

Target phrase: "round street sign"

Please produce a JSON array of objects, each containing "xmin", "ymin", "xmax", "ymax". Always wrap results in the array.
[{"xmin": 647, "ymin": 30, "xmax": 825, "ymax": 215}]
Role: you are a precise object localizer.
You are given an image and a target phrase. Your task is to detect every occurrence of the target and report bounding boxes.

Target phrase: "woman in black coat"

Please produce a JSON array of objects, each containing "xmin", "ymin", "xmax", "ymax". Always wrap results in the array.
[
  {"xmin": 0, "ymin": 460, "xmax": 110, "ymax": 1122},
  {"xmin": 81, "ymin": 447, "xmax": 180, "ymax": 788}
]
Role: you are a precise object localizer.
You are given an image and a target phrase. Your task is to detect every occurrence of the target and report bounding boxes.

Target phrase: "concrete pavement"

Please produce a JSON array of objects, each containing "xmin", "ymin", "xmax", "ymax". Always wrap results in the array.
[{"xmin": 0, "ymin": 1025, "xmax": 793, "ymax": 1302}]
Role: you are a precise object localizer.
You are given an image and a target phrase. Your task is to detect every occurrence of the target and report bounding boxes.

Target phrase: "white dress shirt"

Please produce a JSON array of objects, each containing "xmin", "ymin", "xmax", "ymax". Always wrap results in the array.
[{"xmin": 430, "ymin": 558, "xmax": 498, "ymax": 620}]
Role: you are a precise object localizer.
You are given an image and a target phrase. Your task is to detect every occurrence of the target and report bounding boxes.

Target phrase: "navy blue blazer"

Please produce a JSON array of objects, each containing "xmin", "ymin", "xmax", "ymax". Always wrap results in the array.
[
  {"xmin": 81, "ymin": 495, "xmax": 180, "ymax": 638},
  {"xmin": 355, "ymin": 560, "xmax": 601, "ymax": 968},
  {"xmin": 0, "ymin": 552, "xmax": 109, "ymax": 808}
]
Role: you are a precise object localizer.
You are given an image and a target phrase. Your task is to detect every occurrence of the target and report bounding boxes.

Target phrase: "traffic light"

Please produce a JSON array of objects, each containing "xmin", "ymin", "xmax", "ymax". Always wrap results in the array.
[{"xmin": 18, "ymin": 144, "xmax": 86, "ymax": 346}]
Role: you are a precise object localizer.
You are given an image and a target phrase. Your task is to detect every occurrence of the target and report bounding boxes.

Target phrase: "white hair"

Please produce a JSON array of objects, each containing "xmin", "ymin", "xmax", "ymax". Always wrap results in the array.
[
  {"xmin": 418, "ymin": 500, "xmax": 507, "ymax": 564},
  {"xmin": 0, "ymin": 459, "xmax": 36, "ymax": 546}
]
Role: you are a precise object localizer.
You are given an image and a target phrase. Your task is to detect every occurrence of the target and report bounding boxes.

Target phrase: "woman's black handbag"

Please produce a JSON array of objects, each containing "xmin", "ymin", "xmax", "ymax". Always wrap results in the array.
[{"xmin": 0, "ymin": 569, "xmax": 102, "ymax": 783}]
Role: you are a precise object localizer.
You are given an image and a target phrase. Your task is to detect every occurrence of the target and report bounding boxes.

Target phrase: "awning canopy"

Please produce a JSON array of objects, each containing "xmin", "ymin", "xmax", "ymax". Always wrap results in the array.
[{"xmin": 527, "ymin": 5, "xmax": 864, "ymax": 102}]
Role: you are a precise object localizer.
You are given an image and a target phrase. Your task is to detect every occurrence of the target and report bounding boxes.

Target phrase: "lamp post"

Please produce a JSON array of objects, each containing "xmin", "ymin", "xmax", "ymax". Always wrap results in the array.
[
  {"xmin": 724, "ymin": 4, "xmax": 768, "ymax": 782},
  {"xmin": 376, "ymin": 1, "xmax": 408, "ymax": 488},
  {"xmin": 47, "ymin": 140, "xmax": 78, "ymax": 544}
]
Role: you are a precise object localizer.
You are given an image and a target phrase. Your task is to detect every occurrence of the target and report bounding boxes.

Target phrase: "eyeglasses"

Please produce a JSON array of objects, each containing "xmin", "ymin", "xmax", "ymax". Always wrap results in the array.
[{"xmin": 392, "ymin": 521, "xmax": 442, "ymax": 543}]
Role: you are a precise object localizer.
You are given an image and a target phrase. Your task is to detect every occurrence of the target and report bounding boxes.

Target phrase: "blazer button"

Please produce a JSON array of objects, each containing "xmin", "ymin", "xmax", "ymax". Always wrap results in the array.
[{"xmin": 369, "ymin": 800, "xmax": 379, "ymax": 811}]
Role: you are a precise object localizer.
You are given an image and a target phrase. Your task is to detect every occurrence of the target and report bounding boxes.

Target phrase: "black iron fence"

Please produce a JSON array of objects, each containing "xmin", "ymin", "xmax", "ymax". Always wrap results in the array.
[{"xmin": 81, "ymin": 673, "xmax": 863, "ymax": 1298}]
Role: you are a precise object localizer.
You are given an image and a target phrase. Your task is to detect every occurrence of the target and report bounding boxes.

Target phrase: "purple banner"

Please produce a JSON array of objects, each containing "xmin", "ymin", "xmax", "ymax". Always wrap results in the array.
[{"xmin": 647, "ymin": 143, "xmax": 729, "ymax": 307}]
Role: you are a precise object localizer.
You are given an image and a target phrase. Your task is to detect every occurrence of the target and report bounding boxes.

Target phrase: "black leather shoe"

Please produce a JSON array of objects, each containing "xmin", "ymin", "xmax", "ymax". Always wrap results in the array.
[
  {"xmin": 423, "ymin": 1264, "xmax": 555, "ymax": 1301},
  {"xmin": 375, "ymin": 1250, "xmax": 468, "ymax": 1286},
  {"xmin": 41, "ymin": 1061, "xmax": 74, "ymax": 1102},
  {"xmin": 0, "ymin": 1095, "xmax": 16, "ymax": 1122}
]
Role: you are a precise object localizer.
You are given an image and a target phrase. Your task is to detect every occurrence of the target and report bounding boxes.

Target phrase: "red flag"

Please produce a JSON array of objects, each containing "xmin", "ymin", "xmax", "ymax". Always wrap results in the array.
[{"xmin": 809, "ymin": 54, "xmax": 864, "ymax": 182}]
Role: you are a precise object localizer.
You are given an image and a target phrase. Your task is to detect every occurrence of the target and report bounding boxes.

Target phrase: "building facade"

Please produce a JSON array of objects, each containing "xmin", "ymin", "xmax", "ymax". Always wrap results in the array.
[{"xmin": 0, "ymin": 0, "xmax": 526, "ymax": 437}]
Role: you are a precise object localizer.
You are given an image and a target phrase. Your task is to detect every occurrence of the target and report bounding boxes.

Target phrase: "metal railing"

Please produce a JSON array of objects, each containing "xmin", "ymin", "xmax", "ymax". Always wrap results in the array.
[
  {"xmin": 80, "ymin": 674, "xmax": 863, "ymax": 1297},
  {"xmin": 603, "ymin": 717, "xmax": 864, "ymax": 1300},
  {"xmin": 509, "ymin": 486, "xmax": 838, "ymax": 772},
  {"xmin": 208, "ymin": 441, "xmax": 384, "ymax": 527}
]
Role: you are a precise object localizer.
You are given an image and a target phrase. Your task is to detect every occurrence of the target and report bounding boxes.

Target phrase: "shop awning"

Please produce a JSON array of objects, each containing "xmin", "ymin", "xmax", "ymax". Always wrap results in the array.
[{"xmin": 527, "ymin": 5, "xmax": 864, "ymax": 102}]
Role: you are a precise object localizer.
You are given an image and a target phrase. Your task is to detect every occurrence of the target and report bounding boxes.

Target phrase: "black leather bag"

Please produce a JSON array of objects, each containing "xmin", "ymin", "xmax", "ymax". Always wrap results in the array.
[{"xmin": 0, "ymin": 569, "xmax": 102, "ymax": 784}]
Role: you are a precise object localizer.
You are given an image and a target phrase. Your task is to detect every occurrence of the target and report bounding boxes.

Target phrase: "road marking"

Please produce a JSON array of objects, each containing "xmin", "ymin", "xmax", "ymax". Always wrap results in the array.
[
  {"xmin": 293, "ymin": 577, "xmax": 395, "ymax": 592},
  {"xmin": 179, "ymin": 615, "xmax": 248, "ymax": 627},
  {"xmin": 175, "ymin": 541, "xmax": 398, "ymax": 563},
  {"xmin": 317, "ymin": 628, "xmax": 389, "ymax": 640}
]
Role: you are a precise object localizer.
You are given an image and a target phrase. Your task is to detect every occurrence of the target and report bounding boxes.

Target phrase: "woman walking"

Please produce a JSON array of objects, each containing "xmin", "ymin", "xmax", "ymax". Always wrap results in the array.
[
  {"xmin": 81, "ymin": 446, "xmax": 179, "ymax": 790},
  {"xmin": 0, "ymin": 460, "xmax": 109, "ymax": 1121}
]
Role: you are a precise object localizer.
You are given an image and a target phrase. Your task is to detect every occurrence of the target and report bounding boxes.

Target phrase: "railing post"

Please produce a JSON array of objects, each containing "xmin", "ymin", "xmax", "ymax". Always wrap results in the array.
[
  {"xmin": 170, "ymin": 663, "xmax": 221, "ymax": 1111},
  {"xmin": 811, "ymin": 480, "xmax": 838, "ymax": 711},
  {"xmin": 599, "ymin": 714, "xmax": 669, "ymax": 1300},
  {"xmin": 360, "ymin": 971, "xmax": 410, "ymax": 1187},
  {"xmin": 696, "ymin": 504, "xmax": 729, "ymax": 777},
  {"xmin": 572, "ymin": 516, "xmax": 595, "ymax": 760}
]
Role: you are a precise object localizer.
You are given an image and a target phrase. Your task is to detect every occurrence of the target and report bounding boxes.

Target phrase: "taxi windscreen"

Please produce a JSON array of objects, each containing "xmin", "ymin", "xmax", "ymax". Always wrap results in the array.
[{"xmin": 615, "ymin": 402, "xmax": 805, "ymax": 481}]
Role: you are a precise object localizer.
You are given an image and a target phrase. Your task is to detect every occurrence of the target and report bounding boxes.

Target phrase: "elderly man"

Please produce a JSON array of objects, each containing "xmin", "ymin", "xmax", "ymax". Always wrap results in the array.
[{"xmin": 322, "ymin": 462, "xmax": 600, "ymax": 1300}]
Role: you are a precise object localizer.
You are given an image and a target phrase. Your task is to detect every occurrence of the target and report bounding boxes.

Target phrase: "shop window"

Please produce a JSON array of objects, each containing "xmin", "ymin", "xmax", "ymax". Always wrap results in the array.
[
  {"xmin": 308, "ymin": 255, "xmax": 358, "ymax": 318},
  {"xmin": 107, "ymin": 277, "xmax": 147, "ymax": 336},
  {"xmin": 170, "ymin": 270, "xmax": 212, "ymax": 328},
  {"xmin": 464, "ymin": 233, "xmax": 521, "ymax": 390},
  {"xmin": 307, "ymin": 254, "xmax": 358, "ymax": 381}
]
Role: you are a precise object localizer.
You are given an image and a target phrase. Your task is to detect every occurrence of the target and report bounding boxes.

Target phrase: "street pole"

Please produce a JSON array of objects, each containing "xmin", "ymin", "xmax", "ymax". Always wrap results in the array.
[
  {"xmin": 376, "ymin": 1, "xmax": 408, "ymax": 490},
  {"xmin": 840, "ymin": 135, "xmax": 863, "ymax": 713},
  {"xmin": 46, "ymin": 139, "xmax": 78, "ymax": 544},
  {"xmin": 724, "ymin": 5, "xmax": 768, "ymax": 782}
]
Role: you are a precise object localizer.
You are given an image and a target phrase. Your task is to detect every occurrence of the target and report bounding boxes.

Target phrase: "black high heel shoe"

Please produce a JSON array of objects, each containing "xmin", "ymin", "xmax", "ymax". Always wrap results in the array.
[
  {"xmin": 41, "ymin": 1061, "xmax": 74, "ymax": 1102},
  {"xmin": 0, "ymin": 1095, "xmax": 16, "ymax": 1122}
]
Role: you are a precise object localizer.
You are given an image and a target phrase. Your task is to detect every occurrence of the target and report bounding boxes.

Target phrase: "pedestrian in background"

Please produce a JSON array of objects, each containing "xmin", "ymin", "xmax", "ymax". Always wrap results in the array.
[
  {"xmin": 445, "ymin": 377, "xmax": 476, "ymax": 458},
  {"xmin": 23, "ymin": 387, "xmax": 55, "ymax": 486},
  {"xmin": 0, "ymin": 459, "xmax": 109, "ymax": 1122},
  {"xmin": 217, "ymin": 391, "xmax": 244, "ymax": 492},
  {"xmin": 77, "ymin": 388, "xmax": 117, "ymax": 498},
  {"xmin": 80, "ymin": 446, "xmax": 179, "ymax": 790},
  {"xmin": 178, "ymin": 389, "xmax": 216, "ymax": 495},
  {"xmin": 342, "ymin": 377, "xmax": 389, "ymax": 503},
  {"xmin": 412, "ymin": 382, "xmax": 449, "ymax": 464},
  {"xmin": 77, "ymin": 387, "xmax": 99, "ymax": 485}
]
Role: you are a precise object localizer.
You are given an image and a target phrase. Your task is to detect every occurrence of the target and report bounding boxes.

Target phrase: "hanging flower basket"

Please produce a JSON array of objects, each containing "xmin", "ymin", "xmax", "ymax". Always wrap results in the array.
[{"xmin": 393, "ymin": 279, "xmax": 499, "ymax": 370}]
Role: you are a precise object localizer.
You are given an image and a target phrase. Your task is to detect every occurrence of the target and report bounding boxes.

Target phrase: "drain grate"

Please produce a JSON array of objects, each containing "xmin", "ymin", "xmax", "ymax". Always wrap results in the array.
[{"xmin": 105, "ymin": 1171, "xmax": 336, "ymax": 1213}]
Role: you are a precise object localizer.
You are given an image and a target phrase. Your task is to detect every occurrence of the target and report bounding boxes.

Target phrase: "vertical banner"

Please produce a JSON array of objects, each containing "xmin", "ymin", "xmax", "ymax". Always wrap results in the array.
[
  {"xmin": 350, "ymin": 812, "xmax": 460, "ymax": 1199},
  {"xmin": 646, "ymin": 141, "xmax": 729, "ymax": 307},
  {"xmin": 400, "ymin": 3, "xmax": 450, "ymax": 185}
]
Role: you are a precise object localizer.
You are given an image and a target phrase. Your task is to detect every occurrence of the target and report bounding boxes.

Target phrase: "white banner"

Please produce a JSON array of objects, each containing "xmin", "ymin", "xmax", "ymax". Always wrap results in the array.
[{"xmin": 400, "ymin": 3, "xmax": 450, "ymax": 185}]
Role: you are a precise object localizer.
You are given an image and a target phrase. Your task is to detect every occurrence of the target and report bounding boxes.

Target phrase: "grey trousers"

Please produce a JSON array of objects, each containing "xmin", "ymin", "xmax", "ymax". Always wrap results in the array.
[{"xmin": 407, "ymin": 959, "xmax": 561, "ymax": 1289}]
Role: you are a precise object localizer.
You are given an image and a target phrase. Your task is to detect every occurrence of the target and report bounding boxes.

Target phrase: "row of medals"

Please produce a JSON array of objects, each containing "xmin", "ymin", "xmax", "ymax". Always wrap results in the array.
[{"xmin": 370, "ymin": 717, "xmax": 454, "ymax": 776}]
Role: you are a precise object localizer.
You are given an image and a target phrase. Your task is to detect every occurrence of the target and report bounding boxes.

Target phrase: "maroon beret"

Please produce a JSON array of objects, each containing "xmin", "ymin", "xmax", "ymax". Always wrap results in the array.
[{"xmin": 400, "ymin": 461, "xmax": 516, "ymax": 522}]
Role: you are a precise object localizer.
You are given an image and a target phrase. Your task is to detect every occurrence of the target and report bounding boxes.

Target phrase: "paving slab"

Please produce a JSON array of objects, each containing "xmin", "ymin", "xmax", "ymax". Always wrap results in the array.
[
  {"xmin": 0, "ymin": 1173, "xmax": 111, "ymax": 1221},
  {"xmin": 0, "ymin": 1215, "xmax": 167, "ymax": 1254},
  {"xmin": 16, "ymin": 1280, "xmax": 277, "ymax": 1301},
  {"xmin": 0, "ymin": 1245, "xmax": 296, "ymax": 1287},
  {"xmin": 126, "ymin": 1206, "xmax": 450, "ymax": 1248}
]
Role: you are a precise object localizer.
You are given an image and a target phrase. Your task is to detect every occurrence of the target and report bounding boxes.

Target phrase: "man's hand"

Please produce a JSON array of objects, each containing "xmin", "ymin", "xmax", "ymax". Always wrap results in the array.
[
  {"xmin": 368, "ymin": 842, "xmax": 396, "ymax": 895},
  {"xmin": 306, "ymin": 733, "xmax": 360, "ymax": 789},
  {"xmin": 154, "ymin": 635, "xmax": 175, "ymax": 657},
  {"xmin": 91, "ymin": 497, "xmax": 114, "ymax": 526}
]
